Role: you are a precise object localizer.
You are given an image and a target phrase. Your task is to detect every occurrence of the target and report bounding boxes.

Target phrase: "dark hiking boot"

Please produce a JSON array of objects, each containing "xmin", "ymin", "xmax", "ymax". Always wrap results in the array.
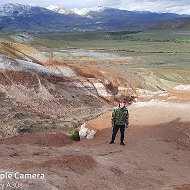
[
  {"xmin": 120, "ymin": 142, "xmax": 125, "ymax": 146},
  {"xmin": 109, "ymin": 141, "xmax": 114, "ymax": 144}
]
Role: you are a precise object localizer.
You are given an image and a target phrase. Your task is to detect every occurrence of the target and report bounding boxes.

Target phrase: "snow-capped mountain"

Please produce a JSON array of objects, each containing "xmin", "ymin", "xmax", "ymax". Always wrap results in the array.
[
  {"xmin": 0, "ymin": 3, "xmax": 91, "ymax": 33},
  {"xmin": 0, "ymin": 3, "xmax": 32, "ymax": 16},
  {"xmin": 47, "ymin": 5, "xmax": 105, "ymax": 17},
  {"xmin": 47, "ymin": 5, "xmax": 75, "ymax": 15},
  {"xmin": 73, "ymin": 6, "xmax": 105, "ymax": 16},
  {"xmin": 0, "ymin": 3, "xmax": 188, "ymax": 33}
]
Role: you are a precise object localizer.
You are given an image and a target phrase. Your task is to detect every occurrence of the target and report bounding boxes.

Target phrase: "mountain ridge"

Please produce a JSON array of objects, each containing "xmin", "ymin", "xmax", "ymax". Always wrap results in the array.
[
  {"xmin": 0, "ymin": 3, "xmax": 188, "ymax": 33},
  {"xmin": 149, "ymin": 17, "xmax": 190, "ymax": 29}
]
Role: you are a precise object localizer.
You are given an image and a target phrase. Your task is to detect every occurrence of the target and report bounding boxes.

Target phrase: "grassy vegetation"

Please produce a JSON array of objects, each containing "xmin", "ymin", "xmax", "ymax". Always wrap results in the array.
[
  {"xmin": 68, "ymin": 128, "xmax": 80, "ymax": 141},
  {"xmin": 31, "ymin": 30, "xmax": 190, "ymax": 46},
  {"xmin": 0, "ymin": 34, "xmax": 14, "ymax": 43},
  {"xmin": 14, "ymin": 124, "xmax": 32, "ymax": 134},
  {"xmin": 1, "ymin": 30, "xmax": 190, "ymax": 51}
]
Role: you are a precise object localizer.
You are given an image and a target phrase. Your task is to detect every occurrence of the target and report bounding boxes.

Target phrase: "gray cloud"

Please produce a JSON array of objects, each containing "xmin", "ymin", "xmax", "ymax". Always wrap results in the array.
[
  {"xmin": 0, "ymin": 0, "xmax": 190, "ymax": 14},
  {"xmin": 114, "ymin": 0, "xmax": 190, "ymax": 14}
]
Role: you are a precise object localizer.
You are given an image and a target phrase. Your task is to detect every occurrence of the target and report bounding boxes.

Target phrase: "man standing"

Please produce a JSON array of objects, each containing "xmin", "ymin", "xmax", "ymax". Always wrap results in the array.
[{"xmin": 110, "ymin": 99, "xmax": 129, "ymax": 146}]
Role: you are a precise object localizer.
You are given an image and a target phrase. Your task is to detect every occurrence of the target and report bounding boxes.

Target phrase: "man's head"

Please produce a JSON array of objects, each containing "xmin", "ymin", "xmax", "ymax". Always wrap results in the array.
[{"xmin": 119, "ymin": 99, "xmax": 127, "ymax": 108}]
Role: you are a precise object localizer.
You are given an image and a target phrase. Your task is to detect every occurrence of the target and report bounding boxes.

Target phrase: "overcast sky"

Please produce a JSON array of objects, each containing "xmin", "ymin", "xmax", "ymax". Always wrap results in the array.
[{"xmin": 1, "ymin": 0, "xmax": 190, "ymax": 14}]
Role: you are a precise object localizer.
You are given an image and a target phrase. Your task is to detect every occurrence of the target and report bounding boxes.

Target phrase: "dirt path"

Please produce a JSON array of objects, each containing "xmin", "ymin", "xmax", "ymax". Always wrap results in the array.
[
  {"xmin": 74, "ymin": 102, "xmax": 190, "ymax": 190},
  {"xmin": 0, "ymin": 101, "xmax": 190, "ymax": 190}
]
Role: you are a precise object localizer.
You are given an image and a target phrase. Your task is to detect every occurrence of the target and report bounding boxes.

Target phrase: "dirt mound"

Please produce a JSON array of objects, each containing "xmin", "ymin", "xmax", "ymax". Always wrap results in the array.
[
  {"xmin": 86, "ymin": 111, "xmax": 112, "ymax": 131},
  {"xmin": 37, "ymin": 155, "xmax": 97, "ymax": 174},
  {"xmin": 150, "ymin": 119, "xmax": 190, "ymax": 150},
  {"xmin": 164, "ymin": 184, "xmax": 190, "ymax": 190},
  {"xmin": 174, "ymin": 184, "xmax": 190, "ymax": 190},
  {"xmin": 0, "ymin": 133, "xmax": 74, "ymax": 147}
]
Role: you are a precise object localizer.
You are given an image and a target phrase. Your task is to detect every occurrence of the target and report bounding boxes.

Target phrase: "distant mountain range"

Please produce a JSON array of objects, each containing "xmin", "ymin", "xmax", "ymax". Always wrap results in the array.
[
  {"xmin": 0, "ymin": 3, "xmax": 189, "ymax": 34},
  {"xmin": 47, "ymin": 5, "xmax": 107, "ymax": 16},
  {"xmin": 149, "ymin": 17, "xmax": 190, "ymax": 30}
]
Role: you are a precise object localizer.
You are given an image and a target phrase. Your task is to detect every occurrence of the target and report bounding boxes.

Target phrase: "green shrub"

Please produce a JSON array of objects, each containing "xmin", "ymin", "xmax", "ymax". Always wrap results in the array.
[
  {"xmin": 14, "ymin": 124, "xmax": 32, "ymax": 134},
  {"xmin": 13, "ymin": 112, "xmax": 25, "ymax": 119},
  {"xmin": 68, "ymin": 128, "xmax": 80, "ymax": 141}
]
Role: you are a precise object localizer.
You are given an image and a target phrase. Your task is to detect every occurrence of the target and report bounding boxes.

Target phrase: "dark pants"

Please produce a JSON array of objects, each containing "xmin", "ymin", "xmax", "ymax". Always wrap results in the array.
[{"xmin": 111, "ymin": 125, "xmax": 125, "ymax": 143}]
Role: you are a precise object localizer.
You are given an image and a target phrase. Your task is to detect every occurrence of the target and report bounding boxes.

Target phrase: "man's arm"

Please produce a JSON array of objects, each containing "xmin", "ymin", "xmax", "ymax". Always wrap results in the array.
[
  {"xmin": 125, "ymin": 109, "xmax": 129, "ymax": 126},
  {"xmin": 111, "ymin": 108, "xmax": 117, "ymax": 127}
]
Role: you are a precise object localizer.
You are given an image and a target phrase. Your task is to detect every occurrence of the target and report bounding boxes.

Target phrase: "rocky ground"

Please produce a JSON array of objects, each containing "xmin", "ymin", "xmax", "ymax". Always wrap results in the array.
[{"xmin": 0, "ymin": 93, "xmax": 189, "ymax": 190}]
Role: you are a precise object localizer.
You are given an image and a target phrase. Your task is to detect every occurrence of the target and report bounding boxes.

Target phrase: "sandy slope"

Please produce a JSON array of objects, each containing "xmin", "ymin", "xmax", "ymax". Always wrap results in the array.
[{"xmin": 0, "ymin": 100, "xmax": 189, "ymax": 190}]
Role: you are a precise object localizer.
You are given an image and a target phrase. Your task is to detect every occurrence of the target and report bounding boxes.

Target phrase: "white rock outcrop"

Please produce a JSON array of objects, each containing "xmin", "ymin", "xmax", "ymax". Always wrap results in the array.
[{"xmin": 79, "ymin": 123, "xmax": 97, "ymax": 140}]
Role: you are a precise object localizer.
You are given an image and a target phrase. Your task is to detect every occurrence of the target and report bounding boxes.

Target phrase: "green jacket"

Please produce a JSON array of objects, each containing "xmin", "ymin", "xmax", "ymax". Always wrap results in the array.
[{"xmin": 111, "ymin": 106, "xmax": 129, "ymax": 125}]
